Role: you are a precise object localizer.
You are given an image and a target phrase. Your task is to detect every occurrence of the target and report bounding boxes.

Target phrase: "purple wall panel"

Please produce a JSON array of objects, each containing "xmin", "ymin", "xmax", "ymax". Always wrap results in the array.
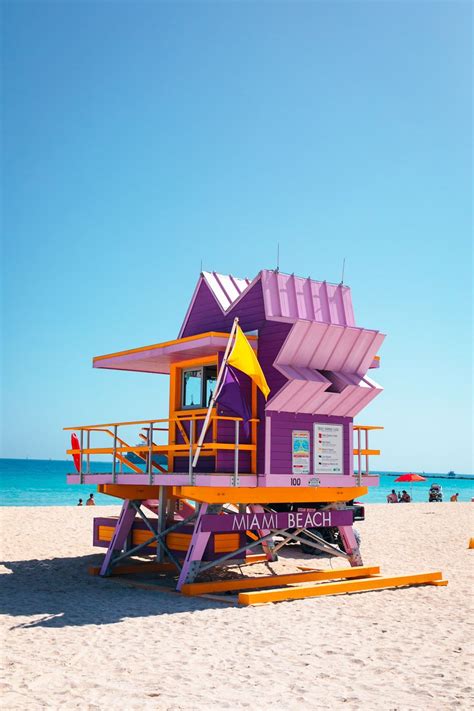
[
  {"xmin": 181, "ymin": 280, "xmax": 266, "ymax": 338},
  {"xmin": 173, "ymin": 456, "xmax": 215, "ymax": 473},
  {"xmin": 215, "ymin": 418, "xmax": 251, "ymax": 473},
  {"xmin": 267, "ymin": 411, "xmax": 352, "ymax": 476},
  {"xmin": 179, "ymin": 281, "xmax": 227, "ymax": 337},
  {"xmin": 181, "ymin": 281, "xmax": 273, "ymax": 475},
  {"xmin": 256, "ymin": 321, "xmax": 293, "ymax": 473},
  {"xmin": 174, "ymin": 417, "xmax": 216, "ymax": 473}
]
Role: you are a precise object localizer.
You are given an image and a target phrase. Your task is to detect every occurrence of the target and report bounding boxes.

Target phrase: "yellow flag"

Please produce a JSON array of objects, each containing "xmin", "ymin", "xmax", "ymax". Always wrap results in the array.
[{"xmin": 227, "ymin": 325, "xmax": 270, "ymax": 399}]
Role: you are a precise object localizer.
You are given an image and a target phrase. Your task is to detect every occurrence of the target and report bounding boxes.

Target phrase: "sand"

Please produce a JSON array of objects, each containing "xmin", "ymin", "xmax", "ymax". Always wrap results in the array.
[{"xmin": 1, "ymin": 502, "xmax": 473, "ymax": 710}]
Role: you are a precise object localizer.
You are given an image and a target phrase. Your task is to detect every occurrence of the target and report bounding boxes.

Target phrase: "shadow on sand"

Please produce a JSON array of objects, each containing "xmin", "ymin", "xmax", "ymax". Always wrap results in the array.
[{"xmin": 0, "ymin": 553, "xmax": 231, "ymax": 629}]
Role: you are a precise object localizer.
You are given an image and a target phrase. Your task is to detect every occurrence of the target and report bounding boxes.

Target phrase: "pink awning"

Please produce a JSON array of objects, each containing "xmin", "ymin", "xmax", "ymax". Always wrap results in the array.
[{"xmin": 92, "ymin": 332, "xmax": 255, "ymax": 375}]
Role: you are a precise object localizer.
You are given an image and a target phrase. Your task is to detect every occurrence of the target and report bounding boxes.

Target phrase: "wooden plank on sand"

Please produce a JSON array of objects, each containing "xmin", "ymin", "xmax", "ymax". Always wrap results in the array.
[
  {"xmin": 181, "ymin": 565, "xmax": 381, "ymax": 596},
  {"xmin": 88, "ymin": 561, "xmax": 176, "ymax": 576},
  {"xmin": 239, "ymin": 571, "xmax": 445, "ymax": 605}
]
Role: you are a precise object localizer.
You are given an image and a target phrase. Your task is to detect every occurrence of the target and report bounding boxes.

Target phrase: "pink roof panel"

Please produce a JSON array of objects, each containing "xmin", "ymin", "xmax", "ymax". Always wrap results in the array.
[
  {"xmin": 260, "ymin": 271, "xmax": 355, "ymax": 325},
  {"xmin": 275, "ymin": 320, "xmax": 385, "ymax": 377},
  {"xmin": 92, "ymin": 332, "xmax": 246, "ymax": 375},
  {"xmin": 266, "ymin": 369, "xmax": 382, "ymax": 417}
]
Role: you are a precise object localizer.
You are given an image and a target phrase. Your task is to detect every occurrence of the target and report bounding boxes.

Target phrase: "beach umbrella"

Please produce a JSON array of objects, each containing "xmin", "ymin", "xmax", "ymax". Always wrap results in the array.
[
  {"xmin": 395, "ymin": 473, "xmax": 426, "ymax": 483},
  {"xmin": 394, "ymin": 473, "xmax": 426, "ymax": 501}
]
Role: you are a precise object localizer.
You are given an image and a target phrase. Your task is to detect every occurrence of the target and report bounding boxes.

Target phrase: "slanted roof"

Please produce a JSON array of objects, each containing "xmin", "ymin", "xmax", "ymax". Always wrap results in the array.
[
  {"xmin": 274, "ymin": 321, "xmax": 384, "ymax": 376},
  {"xmin": 266, "ymin": 366, "xmax": 382, "ymax": 417},
  {"xmin": 93, "ymin": 331, "xmax": 257, "ymax": 375},
  {"xmin": 264, "ymin": 320, "xmax": 385, "ymax": 416},
  {"xmin": 179, "ymin": 269, "xmax": 356, "ymax": 338},
  {"xmin": 260, "ymin": 271, "xmax": 355, "ymax": 325},
  {"xmin": 201, "ymin": 272, "xmax": 251, "ymax": 311}
]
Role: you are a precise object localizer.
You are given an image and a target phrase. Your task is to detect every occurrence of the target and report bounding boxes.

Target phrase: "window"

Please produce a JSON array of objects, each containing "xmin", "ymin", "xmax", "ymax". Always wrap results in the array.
[
  {"xmin": 204, "ymin": 366, "xmax": 217, "ymax": 406},
  {"xmin": 182, "ymin": 365, "xmax": 217, "ymax": 409},
  {"xmin": 182, "ymin": 369, "xmax": 202, "ymax": 408}
]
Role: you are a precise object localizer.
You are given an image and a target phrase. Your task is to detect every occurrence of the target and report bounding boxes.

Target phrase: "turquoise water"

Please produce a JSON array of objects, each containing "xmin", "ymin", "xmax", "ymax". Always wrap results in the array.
[{"xmin": 0, "ymin": 458, "xmax": 473, "ymax": 506}]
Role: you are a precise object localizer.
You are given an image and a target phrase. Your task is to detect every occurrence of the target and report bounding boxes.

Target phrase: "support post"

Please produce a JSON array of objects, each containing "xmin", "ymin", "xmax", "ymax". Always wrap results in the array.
[
  {"xmin": 233, "ymin": 419, "xmax": 239, "ymax": 487},
  {"xmin": 365, "ymin": 429, "xmax": 369, "ymax": 477},
  {"xmin": 99, "ymin": 499, "xmax": 137, "ymax": 576},
  {"xmin": 157, "ymin": 486, "xmax": 167, "ymax": 563},
  {"xmin": 357, "ymin": 428, "xmax": 361, "ymax": 486},
  {"xmin": 112, "ymin": 425, "xmax": 117, "ymax": 483},
  {"xmin": 148, "ymin": 422, "xmax": 153, "ymax": 484},
  {"xmin": 86, "ymin": 430, "xmax": 90, "ymax": 474},
  {"xmin": 338, "ymin": 525, "xmax": 363, "ymax": 567},
  {"xmin": 79, "ymin": 430, "xmax": 84, "ymax": 484},
  {"xmin": 188, "ymin": 419, "xmax": 195, "ymax": 485},
  {"xmin": 176, "ymin": 503, "xmax": 211, "ymax": 590},
  {"xmin": 249, "ymin": 504, "xmax": 277, "ymax": 561}
]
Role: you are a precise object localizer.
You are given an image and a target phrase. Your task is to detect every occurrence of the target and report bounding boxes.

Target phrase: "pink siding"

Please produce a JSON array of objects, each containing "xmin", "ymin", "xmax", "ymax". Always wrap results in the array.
[{"xmin": 255, "ymin": 321, "xmax": 293, "ymax": 474}]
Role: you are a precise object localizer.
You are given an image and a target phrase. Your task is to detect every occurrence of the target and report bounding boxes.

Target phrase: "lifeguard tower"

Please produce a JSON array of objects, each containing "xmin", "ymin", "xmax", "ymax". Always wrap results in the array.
[{"xmin": 66, "ymin": 270, "xmax": 446, "ymax": 603}]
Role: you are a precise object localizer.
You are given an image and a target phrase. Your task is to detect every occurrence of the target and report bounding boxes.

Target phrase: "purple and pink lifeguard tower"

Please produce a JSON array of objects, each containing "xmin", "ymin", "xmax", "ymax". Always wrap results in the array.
[{"xmin": 65, "ymin": 270, "xmax": 446, "ymax": 603}]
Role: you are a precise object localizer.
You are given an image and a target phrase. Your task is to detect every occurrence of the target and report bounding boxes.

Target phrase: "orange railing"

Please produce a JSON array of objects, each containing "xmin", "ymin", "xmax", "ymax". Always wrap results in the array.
[
  {"xmin": 353, "ymin": 425, "xmax": 383, "ymax": 484},
  {"xmin": 65, "ymin": 414, "xmax": 259, "ymax": 486}
]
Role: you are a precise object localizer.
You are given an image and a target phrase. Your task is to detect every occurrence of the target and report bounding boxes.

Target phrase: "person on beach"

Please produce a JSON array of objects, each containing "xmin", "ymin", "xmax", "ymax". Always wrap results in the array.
[
  {"xmin": 400, "ymin": 490, "xmax": 411, "ymax": 503},
  {"xmin": 386, "ymin": 490, "xmax": 398, "ymax": 503},
  {"xmin": 450, "ymin": 493, "xmax": 459, "ymax": 502},
  {"xmin": 86, "ymin": 494, "xmax": 95, "ymax": 506},
  {"xmin": 77, "ymin": 499, "xmax": 83, "ymax": 506}
]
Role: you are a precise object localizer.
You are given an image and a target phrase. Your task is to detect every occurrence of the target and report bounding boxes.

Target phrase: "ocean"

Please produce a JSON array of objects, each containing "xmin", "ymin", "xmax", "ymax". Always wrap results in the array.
[{"xmin": 0, "ymin": 458, "xmax": 473, "ymax": 506}]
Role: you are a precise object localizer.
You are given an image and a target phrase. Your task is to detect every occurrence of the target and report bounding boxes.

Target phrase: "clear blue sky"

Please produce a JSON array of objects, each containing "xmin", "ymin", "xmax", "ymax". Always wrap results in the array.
[{"xmin": 1, "ymin": 1, "xmax": 472, "ymax": 472}]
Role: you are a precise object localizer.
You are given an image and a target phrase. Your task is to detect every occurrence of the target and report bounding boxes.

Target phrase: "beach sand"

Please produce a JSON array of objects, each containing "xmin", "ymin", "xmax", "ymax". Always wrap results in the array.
[{"xmin": 1, "ymin": 502, "xmax": 473, "ymax": 710}]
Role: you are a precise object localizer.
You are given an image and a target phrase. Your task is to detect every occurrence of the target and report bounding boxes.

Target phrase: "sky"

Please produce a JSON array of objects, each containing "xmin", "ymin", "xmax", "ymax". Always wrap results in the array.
[{"xmin": 1, "ymin": 0, "xmax": 472, "ymax": 473}]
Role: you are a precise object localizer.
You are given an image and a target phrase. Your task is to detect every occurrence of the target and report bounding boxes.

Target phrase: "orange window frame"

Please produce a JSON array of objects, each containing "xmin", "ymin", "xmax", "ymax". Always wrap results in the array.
[
  {"xmin": 168, "ymin": 355, "xmax": 258, "ymax": 474},
  {"xmin": 168, "ymin": 356, "xmax": 218, "ymax": 470}
]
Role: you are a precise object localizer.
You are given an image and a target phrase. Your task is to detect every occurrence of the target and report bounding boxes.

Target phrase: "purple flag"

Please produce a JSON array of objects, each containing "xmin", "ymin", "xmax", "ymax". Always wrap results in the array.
[{"xmin": 215, "ymin": 365, "xmax": 251, "ymax": 437}]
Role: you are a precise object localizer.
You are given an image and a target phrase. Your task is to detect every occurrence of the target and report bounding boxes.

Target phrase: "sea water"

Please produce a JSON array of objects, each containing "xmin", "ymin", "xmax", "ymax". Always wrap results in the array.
[{"xmin": 0, "ymin": 458, "xmax": 473, "ymax": 506}]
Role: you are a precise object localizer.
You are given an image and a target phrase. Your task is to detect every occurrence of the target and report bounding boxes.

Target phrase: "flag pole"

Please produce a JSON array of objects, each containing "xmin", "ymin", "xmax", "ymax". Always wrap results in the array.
[{"xmin": 192, "ymin": 317, "xmax": 239, "ymax": 468}]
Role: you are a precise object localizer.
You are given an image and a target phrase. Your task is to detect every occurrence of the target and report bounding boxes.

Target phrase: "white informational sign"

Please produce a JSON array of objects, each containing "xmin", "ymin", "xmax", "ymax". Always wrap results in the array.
[
  {"xmin": 314, "ymin": 424, "xmax": 344, "ymax": 474},
  {"xmin": 292, "ymin": 430, "xmax": 310, "ymax": 475}
]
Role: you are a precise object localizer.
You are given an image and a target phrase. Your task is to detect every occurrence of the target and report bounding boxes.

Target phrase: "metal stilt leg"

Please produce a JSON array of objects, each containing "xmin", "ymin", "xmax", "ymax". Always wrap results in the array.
[{"xmin": 156, "ymin": 486, "xmax": 167, "ymax": 563}]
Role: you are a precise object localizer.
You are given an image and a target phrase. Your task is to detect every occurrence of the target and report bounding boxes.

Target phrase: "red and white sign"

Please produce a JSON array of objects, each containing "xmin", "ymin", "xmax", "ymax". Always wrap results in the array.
[{"xmin": 314, "ymin": 423, "xmax": 343, "ymax": 474}]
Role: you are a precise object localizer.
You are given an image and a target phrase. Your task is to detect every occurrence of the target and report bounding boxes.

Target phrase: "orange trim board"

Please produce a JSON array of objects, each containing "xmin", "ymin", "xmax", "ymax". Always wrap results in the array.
[
  {"xmin": 238, "ymin": 571, "xmax": 446, "ymax": 605},
  {"xmin": 172, "ymin": 486, "xmax": 368, "ymax": 504},
  {"xmin": 97, "ymin": 526, "xmax": 241, "ymax": 554},
  {"xmin": 353, "ymin": 425, "xmax": 384, "ymax": 431},
  {"xmin": 98, "ymin": 484, "xmax": 160, "ymax": 499},
  {"xmin": 353, "ymin": 449, "xmax": 380, "ymax": 456},
  {"xmin": 93, "ymin": 331, "xmax": 258, "ymax": 363},
  {"xmin": 181, "ymin": 566, "xmax": 381, "ymax": 596}
]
